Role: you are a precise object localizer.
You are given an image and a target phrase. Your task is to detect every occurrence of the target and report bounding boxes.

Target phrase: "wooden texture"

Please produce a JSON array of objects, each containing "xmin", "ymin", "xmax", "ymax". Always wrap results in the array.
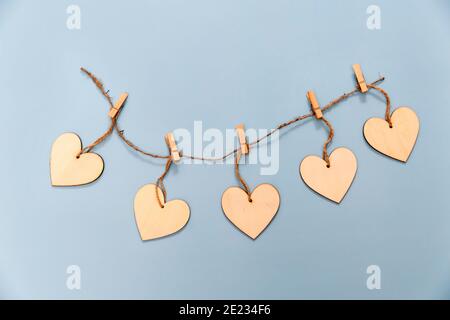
[
  {"xmin": 235, "ymin": 123, "xmax": 249, "ymax": 154},
  {"xmin": 300, "ymin": 147, "xmax": 357, "ymax": 203},
  {"xmin": 221, "ymin": 183, "xmax": 280, "ymax": 239},
  {"xmin": 363, "ymin": 107, "xmax": 419, "ymax": 162},
  {"xmin": 352, "ymin": 64, "xmax": 368, "ymax": 93},
  {"xmin": 307, "ymin": 90, "xmax": 323, "ymax": 119},
  {"xmin": 165, "ymin": 132, "xmax": 181, "ymax": 162},
  {"xmin": 50, "ymin": 133, "xmax": 104, "ymax": 186},
  {"xmin": 108, "ymin": 92, "xmax": 129, "ymax": 118},
  {"xmin": 134, "ymin": 183, "xmax": 190, "ymax": 240}
]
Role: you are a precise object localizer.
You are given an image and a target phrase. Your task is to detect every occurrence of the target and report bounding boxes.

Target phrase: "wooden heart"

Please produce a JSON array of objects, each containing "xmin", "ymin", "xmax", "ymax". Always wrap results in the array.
[
  {"xmin": 50, "ymin": 133, "xmax": 104, "ymax": 186},
  {"xmin": 221, "ymin": 183, "xmax": 280, "ymax": 239},
  {"xmin": 300, "ymin": 147, "xmax": 357, "ymax": 203},
  {"xmin": 363, "ymin": 107, "xmax": 419, "ymax": 162},
  {"xmin": 134, "ymin": 184, "xmax": 190, "ymax": 240}
]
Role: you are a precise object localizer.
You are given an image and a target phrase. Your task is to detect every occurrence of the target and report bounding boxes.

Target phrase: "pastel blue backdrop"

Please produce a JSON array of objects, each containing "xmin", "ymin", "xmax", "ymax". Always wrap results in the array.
[{"xmin": 0, "ymin": 0, "xmax": 449, "ymax": 299}]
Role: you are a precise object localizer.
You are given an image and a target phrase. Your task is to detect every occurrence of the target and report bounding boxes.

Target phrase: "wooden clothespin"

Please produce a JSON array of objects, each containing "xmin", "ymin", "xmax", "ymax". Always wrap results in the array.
[
  {"xmin": 235, "ymin": 124, "xmax": 249, "ymax": 155},
  {"xmin": 306, "ymin": 90, "xmax": 323, "ymax": 119},
  {"xmin": 165, "ymin": 132, "xmax": 181, "ymax": 162},
  {"xmin": 108, "ymin": 92, "xmax": 129, "ymax": 118},
  {"xmin": 352, "ymin": 64, "xmax": 368, "ymax": 93}
]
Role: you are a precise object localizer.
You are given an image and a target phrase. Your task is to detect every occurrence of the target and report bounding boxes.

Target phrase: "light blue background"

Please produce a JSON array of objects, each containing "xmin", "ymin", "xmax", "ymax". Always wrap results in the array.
[{"xmin": 0, "ymin": 0, "xmax": 449, "ymax": 299}]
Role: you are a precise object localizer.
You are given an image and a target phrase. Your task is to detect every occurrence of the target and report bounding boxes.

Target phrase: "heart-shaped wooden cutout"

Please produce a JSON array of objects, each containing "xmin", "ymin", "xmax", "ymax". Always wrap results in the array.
[
  {"xmin": 134, "ymin": 184, "xmax": 190, "ymax": 241},
  {"xmin": 50, "ymin": 133, "xmax": 104, "ymax": 186},
  {"xmin": 363, "ymin": 107, "xmax": 419, "ymax": 162},
  {"xmin": 221, "ymin": 183, "xmax": 280, "ymax": 239},
  {"xmin": 300, "ymin": 147, "xmax": 357, "ymax": 203}
]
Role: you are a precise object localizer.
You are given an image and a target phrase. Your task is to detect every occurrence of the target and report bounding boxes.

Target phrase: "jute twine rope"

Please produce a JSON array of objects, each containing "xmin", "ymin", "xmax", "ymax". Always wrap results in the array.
[
  {"xmin": 367, "ymin": 84, "xmax": 393, "ymax": 127},
  {"xmin": 155, "ymin": 157, "xmax": 173, "ymax": 208},
  {"xmin": 78, "ymin": 67, "xmax": 390, "ymax": 203},
  {"xmin": 76, "ymin": 67, "xmax": 118, "ymax": 158},
  {"xmin": 320, "ymin": 117, "xmax": 334, "ymax": 167},
  {"xmin": 234, "ymin": 150, "xmax": 252, "ymax": 202}
]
